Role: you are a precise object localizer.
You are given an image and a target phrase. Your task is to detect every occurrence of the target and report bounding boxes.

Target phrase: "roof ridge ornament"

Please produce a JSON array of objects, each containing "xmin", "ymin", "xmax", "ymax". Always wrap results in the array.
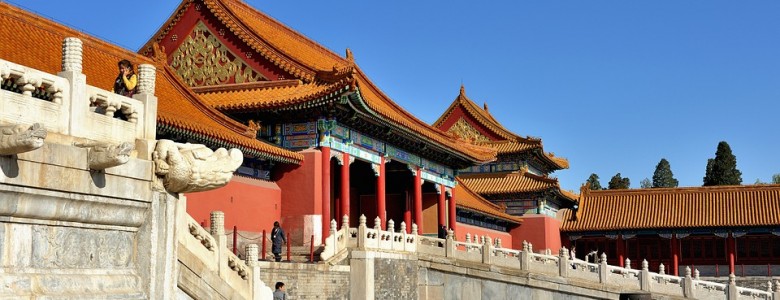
[
  {"xmin": 151, "ymin": 42, "xmax": 168, "ymax": 67},
  {"xmin": 459, "ymin": 84, "xmax": 466, "ymax": 97}
]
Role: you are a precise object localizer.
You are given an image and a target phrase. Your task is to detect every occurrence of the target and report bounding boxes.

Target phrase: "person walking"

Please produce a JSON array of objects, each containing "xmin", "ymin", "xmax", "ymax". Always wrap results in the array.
[{"xmin": 271, "ymin": 221, "xmax": 286, "ymax": 262}]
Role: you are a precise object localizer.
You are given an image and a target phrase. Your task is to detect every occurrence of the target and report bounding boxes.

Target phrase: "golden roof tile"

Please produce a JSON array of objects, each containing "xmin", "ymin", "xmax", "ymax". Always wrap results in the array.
[
  {"xmin": 0, "ymin": 3, "xmax": 302, "ymax": 164},
  {"xmin": 559, "ymin": 185, "xmax": 780, "ymax": 232},
  {"xmin": 454, "ymin": 179, "xmax": 523, "ymax": 224}
]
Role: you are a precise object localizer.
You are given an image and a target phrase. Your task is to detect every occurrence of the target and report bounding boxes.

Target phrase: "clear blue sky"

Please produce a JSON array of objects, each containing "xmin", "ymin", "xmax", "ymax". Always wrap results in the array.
[{"xmin": 9, "ymin": 0, "xmax": 779, "ymax": 191}]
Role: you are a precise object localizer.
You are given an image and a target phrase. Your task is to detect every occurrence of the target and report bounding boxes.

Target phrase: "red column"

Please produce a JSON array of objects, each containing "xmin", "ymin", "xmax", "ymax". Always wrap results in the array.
[
  {"xmin": 437, "ymin": 184, "xmax": 446, "ymax": 227},
  {"xmin": 404, "ymin": 192, "xmax": 412, "ymax": 233},
  {"xmin": 340, "ymin": 152, "xmax": 350, "ymax": 221},
  {"xmin": 617, "ymin": 236, "xmax": 625, "ymax": 267},
  {"xmin": 728, "ymin": 233, "xmax": 736, "ymax": 275},
  {"xmin": 376, "ymin": 157, "xmax": 386, "ymax": 230},
  {"xmin": 448, "ymin": 188, "xmax": 457, "ymax": 234},
  {"xmin": 321, "ymin": 147, "xmax": 331, "ymax": 241},
  {"xmin": 413, "ymin": 168, "xmax": 423, "ymax": 233},
  {"xmin": 672, "ymin": 235, "xmax": 679, "ymax": 276}
]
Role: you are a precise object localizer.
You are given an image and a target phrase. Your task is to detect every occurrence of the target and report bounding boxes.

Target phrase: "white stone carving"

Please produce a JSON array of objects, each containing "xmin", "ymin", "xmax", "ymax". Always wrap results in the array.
[
  {"xmin": 74, "ymin": 141, "xmax": 134, "ymax": 170},
  {"xmin": 152, "ymin": 140, "xmax": 243, "ymax": 193},
  {"xmin": 0, "ymin": 123, "xmax": 47, "ymax": 155},
  {"xmin": 61, "ymin": 37, "xmax": 83, "ymax": 73},
  {"xmin": 137, "ymin": 64, "xmax": 156, "ymax": 95}
]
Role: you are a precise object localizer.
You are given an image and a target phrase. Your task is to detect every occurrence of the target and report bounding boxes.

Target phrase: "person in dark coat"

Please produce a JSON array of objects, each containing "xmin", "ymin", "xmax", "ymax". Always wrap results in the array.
[
  {"xmin": 438, "ymin": 224, "xmax": 447, "ymax": 239},
  {"xmin": 271, "ymin": 221, "xmax": 286, "ymax": 262}
]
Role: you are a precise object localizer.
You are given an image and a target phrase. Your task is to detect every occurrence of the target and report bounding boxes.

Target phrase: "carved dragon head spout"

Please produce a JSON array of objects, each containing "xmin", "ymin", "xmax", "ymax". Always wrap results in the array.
[
  {"xmin": 152, "ymin": 139, "xmax": 243, "ymax": 193},
  {"xmin": 0, "ymin": 123, "xmax": 47, "ymax": 155},
  {"xmin": 75, "ymin": 141, "xmax": 135, "ymax": 170}
]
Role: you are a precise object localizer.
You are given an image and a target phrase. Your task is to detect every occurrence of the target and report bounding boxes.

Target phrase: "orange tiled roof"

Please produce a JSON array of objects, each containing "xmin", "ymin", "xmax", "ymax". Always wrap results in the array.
[
  {"xmin": 0, "ymin": 3, "xmax": 302, "ymax": 164},
  {"xmin": 434, "ymin": 86, "xmax": 569, "ymax": 170},
  {"xmin": 459, "ymin": 171, "xmax": 577, "ymax": 202},
  {"xmin": 198, "ymin": 80, "xmax": 346, "ymax": 111},
  {"xmin": 143, "ymin": 0, "xmax": 497, "ymax": 164},
  {"xmin": 455, "ymin": 179, "xmax": 522, "ymax": 224},
  {"xmin": 141, "ymin": 0, "xmax": 348, "ymax": 82},
  {"xmin": 559, "ymin": 185, "xmax": 780, "ymax": 232}
]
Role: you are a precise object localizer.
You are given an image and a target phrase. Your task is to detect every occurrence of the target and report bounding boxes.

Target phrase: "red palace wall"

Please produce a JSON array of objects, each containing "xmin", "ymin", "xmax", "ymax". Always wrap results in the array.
[
  {"xmin": 456, "ymin": 223, "xmax": 513, "ymax": 247},
  {"xmin": 511, "ymin": 214, "xmax": 562, "ymax": 254},
  {"xmin": 185, "ymin": 175, "xmax": 282, "ymax": 234},
  {"xmin": 276, "ymin": 149, "xmax": 323, "ymax": 246}
]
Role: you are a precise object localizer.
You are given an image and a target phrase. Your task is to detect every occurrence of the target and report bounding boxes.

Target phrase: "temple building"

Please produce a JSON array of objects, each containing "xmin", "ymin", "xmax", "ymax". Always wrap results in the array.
[
  {"xmin": 560, "ymin": 184, "xmax": 780, "ymax": 277},
  {"xmin": 131, "ymin": 0, "xmax": 538, "ymax": 246},
  {"xmin": 433, "ymin": 86, "xmax": 576, "ymax": 250}
]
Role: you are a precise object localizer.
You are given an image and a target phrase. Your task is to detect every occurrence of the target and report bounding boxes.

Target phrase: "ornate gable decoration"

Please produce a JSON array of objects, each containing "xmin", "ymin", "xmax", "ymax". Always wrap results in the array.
[
  {"xmin": 447, "ymin": 118, "xmax": 489, "ymax": 143},
  {"xmin": 170, "ymin": 22, "xmax": 266, "ymax": 87}
]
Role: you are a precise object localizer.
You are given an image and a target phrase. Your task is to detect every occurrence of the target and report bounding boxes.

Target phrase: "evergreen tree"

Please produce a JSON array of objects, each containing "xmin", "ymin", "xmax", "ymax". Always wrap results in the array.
[
  {"xmin": 608, "ymin": 173, "xmax": 631, "ymax": 189},
  {"xmin": 703, "ymin": 141, "xmax": 742, "ymax": 186},
  {"xmin": 773, "ymin": 174, "xmax": 780, "ymax": 184},
  {"xmin": 586, "ymin": 173, "xmax": 603, "ymax": 190},
  {"xmin": 652, "ymin": 158, "xmax": 679, "ymax": 188},
  {"xmin": 640, "ymin": 178, "xmax": 652, "ymax": 189}
]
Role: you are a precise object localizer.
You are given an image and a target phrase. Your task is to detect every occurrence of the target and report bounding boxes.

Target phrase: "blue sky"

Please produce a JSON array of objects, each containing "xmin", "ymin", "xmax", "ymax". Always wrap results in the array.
[{"xmin": 9, "ymin": 0, "xmax": 779, "ymax": 191}]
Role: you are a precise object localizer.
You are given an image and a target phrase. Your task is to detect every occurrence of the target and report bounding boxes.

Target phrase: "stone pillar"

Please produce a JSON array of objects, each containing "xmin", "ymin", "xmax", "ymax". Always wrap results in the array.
[
  {"xmin": 58, "ymin": 37, "xmax": 86, "ymax": 137},
  {"xmin": 340, "ymin": 152, "xmax": 351, "ymax": 222},
  {"xmin": 640, "ymin": 259, "xmax": 651, "ymax": 291},
  {"xmin": 559, "ymin": 247, "xmax": 570, "ymax": 278},
  {"xmin": 445, "ymin": 229, "xmax": 455, "ymax": 257},
  {"xmin": 350, "ymin": 251, "xmax": 375, "ymax": 300},
  {"xmin": 448, "ymin": 189, "xmax": 457, "ymax": 235},
  {"xmin": 134, "ymin": 64, "xmax": 158, "ymax": 143},
  {"xmin": 357, "ymin": 214, "xmax": 367, "ymax": 250},
  {"xmin": 683, "ymin": 266, "xmax": 694, "ymax": 298},
  {"xmin": 520, "ymin": 241, "xmax": 530, "ymax": 271},
  {"xmin": 413, "ymin": 167, "xmax": 423, "ymax": 234},
  {"xmin": 322, "ymin": 146, "xmax": 331, "ymax": 242},
  {"xmin": 599, "ymin": 253, "xmax": 608, "ymax": 283},
  {"xmin": 773, "ymin": 279, "xmax": 780, "ymax": 300},
  {"xmin": 210, "ymin": 211, "xmax": 225, "ymax": 236},
  {"xmin": 728, "ymin": 233, "xmax": 736, "ymax": 275},
  {"xmin": 482, "ymin": 236, "xmax": 492, "ymax": 264},
  {"xmin": 376, "ymin": 156, "xmax": 386, "ymax": 229},
  {"xmin": 437, "ymin": 184, "xmax": 446, "ymax": 228},
  {"xmin": 61, "ymin": 37, "xmax": 83, "ymax": 73},
  {"xmin": 245, "ymin": 244, "xmax": 258, "ymax": 267},
  {"xmin": 726, "ymin": 273, "xmax": 738, "ymax": 300}
]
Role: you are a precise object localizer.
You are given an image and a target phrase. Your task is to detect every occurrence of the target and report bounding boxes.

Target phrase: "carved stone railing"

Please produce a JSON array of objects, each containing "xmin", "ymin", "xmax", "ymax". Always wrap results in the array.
[
  {"xmin": 175, "ymin": 196, "xmax": 273, "ymax": 299},
  {"xmin": 0, "ymin": 37, "xmax": 158, "ymax": 148},
  {"xmin": 319, "ymin": 221, "xmax": 780, "ymax": 299}
]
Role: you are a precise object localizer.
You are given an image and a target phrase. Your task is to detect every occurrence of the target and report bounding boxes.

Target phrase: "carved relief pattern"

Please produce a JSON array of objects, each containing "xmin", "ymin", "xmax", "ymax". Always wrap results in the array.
[
  {"xmin": 447, "ymin": 118, "xmax": 489, "ymax": 142},
  {"xmin": 170, "ymin": 22, "xmax": 265, "ymax": 87}
]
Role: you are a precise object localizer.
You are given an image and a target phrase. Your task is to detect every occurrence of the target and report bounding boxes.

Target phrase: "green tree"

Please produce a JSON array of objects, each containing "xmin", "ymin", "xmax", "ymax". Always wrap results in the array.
[
  {"xmin": 586, "ymin": 173, "xmax": 603, "ymax": 190},
  {"xmin": 773, "ymin": 174, "xmax": 780, "ymax": 184},
  {"xmin": 640, "ymin": 178, "xmax": 652, "ymax": 188},
  {"xmin": 608, "ymin": 173, "xmax": 631, "ymax": 189},
  {"xmin": 652, "ymin": 158, "xmax": 679, "ymax": 188},
  {"xmin": 703, "ymin": 141, "xmax": 742, "ymax": 186}
]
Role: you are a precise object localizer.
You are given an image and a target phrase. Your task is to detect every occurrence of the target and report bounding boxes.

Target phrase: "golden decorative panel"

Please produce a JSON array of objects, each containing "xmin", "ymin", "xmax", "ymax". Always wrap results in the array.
[
  {"xmin": 171, "ymin": 21, "xmax": 266, "ymax": 86},
  {"xmin": 448, "ymin": 118, "xmax": 490, "ymax": 142}
]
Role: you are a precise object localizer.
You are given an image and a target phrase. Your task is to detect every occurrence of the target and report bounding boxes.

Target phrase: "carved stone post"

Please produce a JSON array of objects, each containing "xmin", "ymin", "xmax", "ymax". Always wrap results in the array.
[
  {"xmin": 659, "ymin": 263, "xmax": 665, "ymax": 275},
  {"xmin": 210, "ymin": 211, "xmax": 225, "ymax": 237},
  {"xmin": 559, "ymin": 247, "xmax": 570, "ymax": 278},
  {"xmin": 387, "ymin": 219, "xmax": 395, "ymax": 233},
  {"xmin": 399, "ymin": 221, "xmax": 406, "ymax": 235},
  {"xmin": 374, "ymin": 216, "xmax": 381, "ymax": 232},
  {"xmin": 245, "ymin": 244, "xmax": 258, "ymax": 267},
  {"xmin": 342, "ymin": 215, "xmax": 350, "ymax": 230},
  {"xmin": 599, "ymin": 253, "xmax": 608, "ymax": 283},
  {"xmin": 61, "ymin": 37, "xmax": 83, "ymax": 73},
  {"xmin": 411, "ymin": 223, "xmax": 418, "ymax": 236},
  {"xmin": 772, "ymin": 279, "xmax": 780, "ymax": 300},
  {"xmin": 640, "ymin": 259, "xmax": 651, "ymax": 291},
  {"xmin": 445, "ymin": 229, "xmax": 455, "ymax": 258},
  {"xmin": 520, "ymin": 240, "xmax": 530, "ymax": 271},
  {"xmin": 683, "ymin": 266, "xmax": 694, "ymax": 298},
  {"xmin": 357, "ymin": 214, "xmax": 367, "ymax": 250},
  {"xmin": 59, "ymin": 37, "xmax": 86, "ymax": 137},
  {"xmin": 726, "ymin": 273, "xmax": 737, "ymax": 300},
  {"xmin": 495, "ymin": 238, "xmax": 502, "ymax": 249},
  {"xmin": 482, "ymin": 236, "xmax": 492, "ymax": 264},
  {"xmin": 625, "ymin": 258, "xmax": 632, "ymax": 269},
  {"xmin": 134, "ymin": 64, "xmax": 158, "ymax": 143}
]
